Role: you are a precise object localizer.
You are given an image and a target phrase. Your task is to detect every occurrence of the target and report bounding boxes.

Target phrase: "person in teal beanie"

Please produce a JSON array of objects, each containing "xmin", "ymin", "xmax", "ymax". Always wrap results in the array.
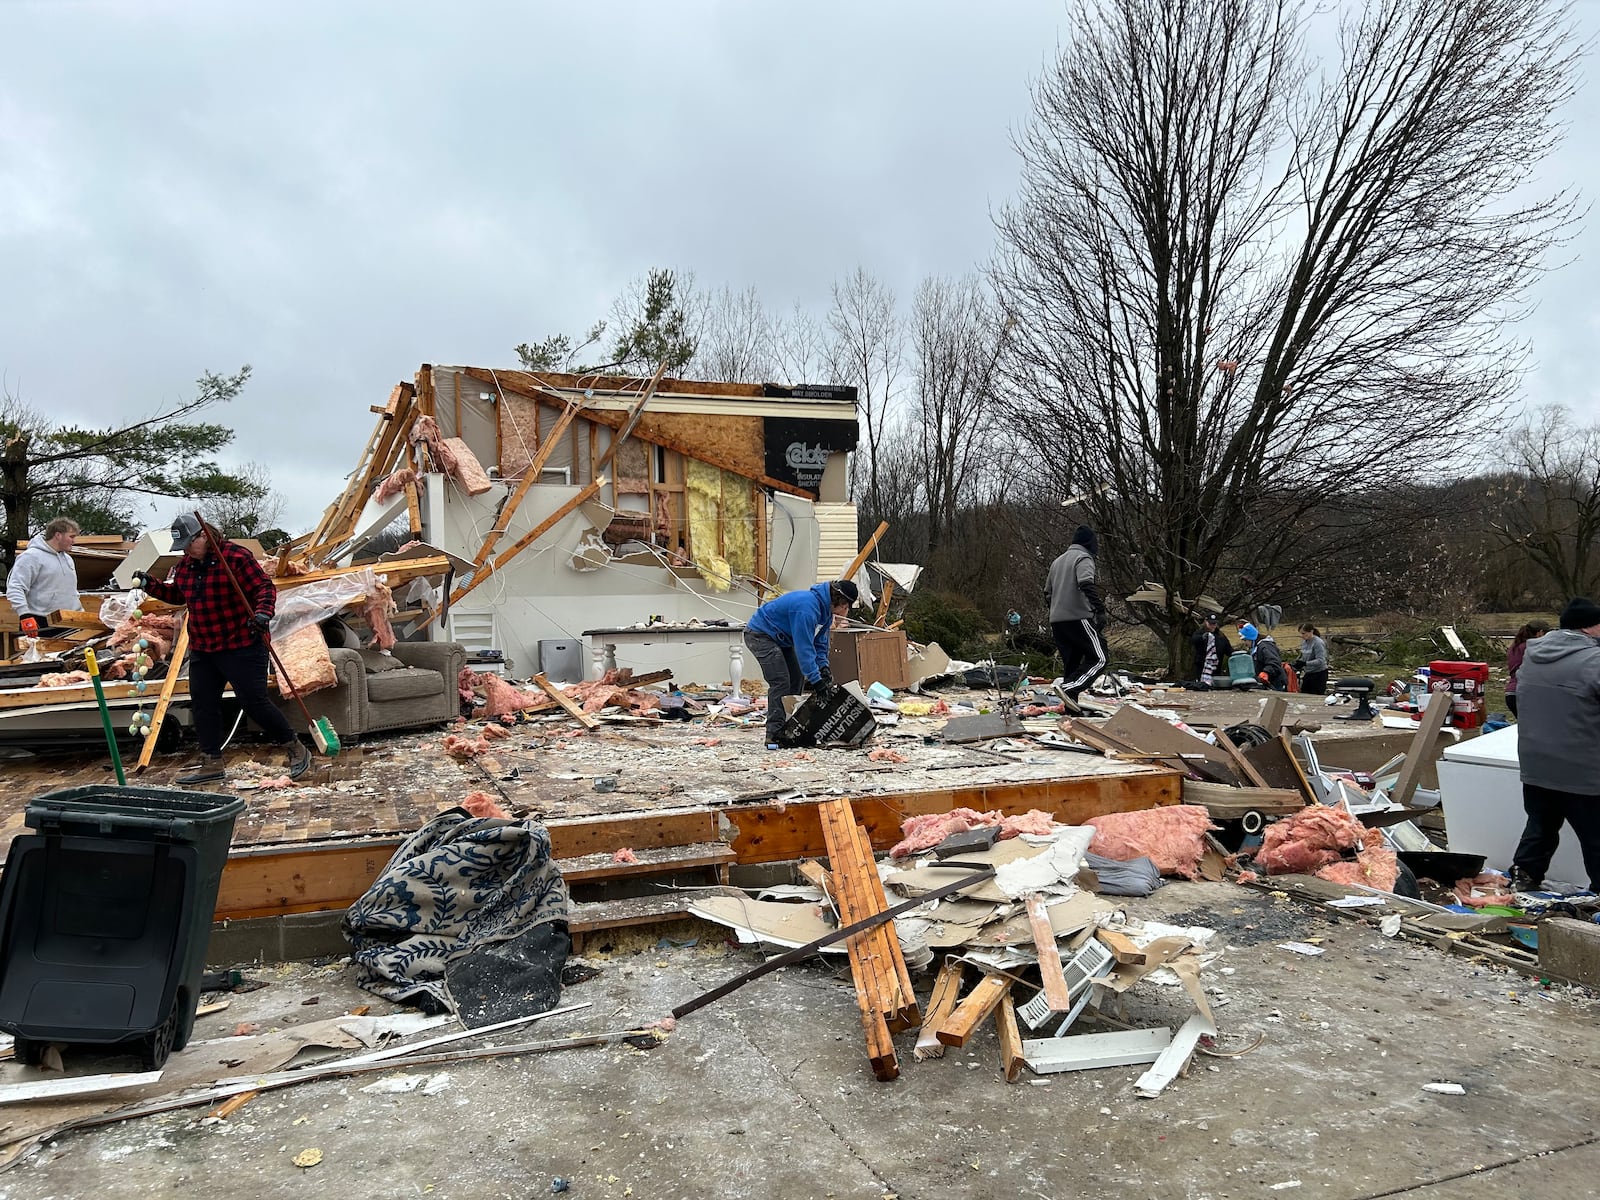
[{"xmin": 745, "ymin": 580, "xmax": 858, "ymax": 748}]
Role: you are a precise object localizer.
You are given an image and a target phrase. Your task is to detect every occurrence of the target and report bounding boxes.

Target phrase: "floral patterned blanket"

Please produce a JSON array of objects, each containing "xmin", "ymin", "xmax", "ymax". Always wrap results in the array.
[{"xmin": 343, "ymin": 808, "xmax": 570, "ymax": 1013}]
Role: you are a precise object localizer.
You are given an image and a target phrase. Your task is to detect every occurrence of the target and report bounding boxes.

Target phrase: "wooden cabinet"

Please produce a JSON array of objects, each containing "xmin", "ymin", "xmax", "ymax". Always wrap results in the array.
[{"xmin": 829, "ymin": 629, "xmax": 910, "ymax": 691}]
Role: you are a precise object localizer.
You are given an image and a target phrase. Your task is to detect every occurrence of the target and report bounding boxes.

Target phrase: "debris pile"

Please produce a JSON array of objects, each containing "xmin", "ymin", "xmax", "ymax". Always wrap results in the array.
[{"xmin": 686, "ymin": 798, "xmax": 1222, "ymax": 1091}]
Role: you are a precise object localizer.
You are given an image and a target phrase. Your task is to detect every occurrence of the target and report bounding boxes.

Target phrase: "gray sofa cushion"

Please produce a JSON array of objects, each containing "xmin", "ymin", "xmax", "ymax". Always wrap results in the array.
[
  {"xmin": 359, "ymin": 649, "xmax": 405, "ymax": 672},
  {"xmin": 367, "ymin": 667, "xmax": 446, "ymax": 703}
]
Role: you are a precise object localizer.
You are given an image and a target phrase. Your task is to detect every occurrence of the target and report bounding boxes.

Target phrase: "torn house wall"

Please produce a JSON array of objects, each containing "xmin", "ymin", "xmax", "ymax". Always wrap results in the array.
[{"xmin": 419, "ymin": 471, "xmax": 824, "ymax": 684}]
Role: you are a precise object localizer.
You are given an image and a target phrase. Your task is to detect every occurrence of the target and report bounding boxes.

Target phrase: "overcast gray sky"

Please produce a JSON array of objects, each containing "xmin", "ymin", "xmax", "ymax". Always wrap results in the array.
[{"xmin": 3, "ymin": 0, "xmax": 1597, "ymax": 533}]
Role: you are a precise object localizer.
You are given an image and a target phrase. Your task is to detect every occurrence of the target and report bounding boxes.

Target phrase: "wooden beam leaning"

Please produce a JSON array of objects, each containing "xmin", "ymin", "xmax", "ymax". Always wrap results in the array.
[
  {"xmin": 995, "ymin": 994, "xmax": 1026, "ymax": 1083},
  {"xmin": 873, "ymin": 581, "xmax": 895, "ymax": 627},
  {"xmin": 134, "ymin": 616, "xmax": 189, "ymax": 774},
  {"xmin": 471, "ymin": 400, "xmax": 580, "ymax": 569},
  {"xmin": 819, "ymin": 801, "xmax": 897, "ymax": 1079},
  {"xmin": 1025, "ymin": 894, "xmax": 1073, "ymax": 1013},
  {"xmin": 840, "ymin": 521, "xmax": 890, "ymax": 585},
  {"xmin": 914, "ymin": 959, "xmax": 966, "ymax": 1061},
  {"xmin": 594, "ymin": 361, "xmax": 669, "ymax": 474},
  {"xmin": 1392, "ymin": 691, "xmax": 1451, "ymax": 807},
  {"xmin": 532, "ymin": 674, "xmax": 601, "ymax": 730},
  {"xmin": 935, "ymin": 973, "xmax": 1012, "ymax": 1048},
  {"xmin": 450, "ymin": 479, "xmax": 604, "ymax": 607}
]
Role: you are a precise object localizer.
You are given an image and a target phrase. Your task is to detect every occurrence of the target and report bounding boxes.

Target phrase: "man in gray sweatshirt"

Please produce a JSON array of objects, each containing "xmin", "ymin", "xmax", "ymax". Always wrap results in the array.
[
  {"xmin": 1509, "ymin": 596, "xmax": 1600, "ymax": 891},
  {"xmin": 1045, "ymin": 525, "xmax": 1108, "ymax": 700},
  {"xmin": 5, "ymin": 517, "xmax": 81, "ymax": 629}
]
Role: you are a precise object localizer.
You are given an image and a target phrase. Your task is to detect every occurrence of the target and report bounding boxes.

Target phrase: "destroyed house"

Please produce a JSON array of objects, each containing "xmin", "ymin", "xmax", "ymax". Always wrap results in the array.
[{"xmin": 300, "ymin": 366, "xmax": 861, "ymax": 684}]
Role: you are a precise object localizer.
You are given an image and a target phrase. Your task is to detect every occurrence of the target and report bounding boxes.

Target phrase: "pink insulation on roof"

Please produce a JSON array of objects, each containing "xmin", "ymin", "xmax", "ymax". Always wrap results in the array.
[{"xmin": 1087, "ymin": 804, "xmax": 1217, "ymax": 879}]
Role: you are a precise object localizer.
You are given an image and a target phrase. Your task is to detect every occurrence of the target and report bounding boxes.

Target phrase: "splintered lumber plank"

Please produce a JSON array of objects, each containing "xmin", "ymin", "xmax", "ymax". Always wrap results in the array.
[
  {"xmin": 914, "ymin": 959, "xmax": 966, "ymax": 1060},
  {"xmin": 843, "ymin": 809, "xmax": 920, "ymax": 1029},
  {"xmin": 533, "ymin": 674, "xmax": 601, "ymax": 729},
  {"xmin": 873, "ymin": 580, "xmax": 895, "ymax": 627},
  {"xmin": 1097, "ymin": 705, "xmax": 1243, "ymax": 782},
  {"xmin": 135, "ymin": 616, "xmax": 189, "ymax": 773},
  {"xmin": 1179, "ymin": 779, "xmax": 1304, "ymax": 819},
  {"xmin": 275, "ymin": 555, "xmax": 452, "ymax": 592},
  {"xmin": 595, "ymin": 361, "xmax": 669, "ymax": 473},
  {"xmin": 1026, "ymin": 894, "xmax": 1073, "ymax": 1013},
  {"xmin": 936, "ymin": 973, "xmax": 1012, "ymax": 1048},
  {"xmin": 819, "ymin": 802, "xmax": 905, "ymax": 1029},
  {"xmin": 996, "ymin": 994, "xmax": 1026, "ymax": 1083},
  {"xmin": 1278, "ymin": 733, "xmax": 1319, "ymax": 804},
  {"xmin": 840, "ymin": 521, "xmax": 889, "ymax": 585},
  {"xmin": 1393, "ymin": 691, "xmax": 1452, "ymax": 807},
  {"xmin": 819, "ymin": 802, "xmax": 901, "ymax": 1078},
  {"xmin": 1095, "ymin": 928, "xmax": 1148, "ymax": 966}
]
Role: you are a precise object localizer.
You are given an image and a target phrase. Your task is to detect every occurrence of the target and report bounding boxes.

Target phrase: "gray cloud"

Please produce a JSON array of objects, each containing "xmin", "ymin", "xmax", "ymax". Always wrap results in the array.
[{"xmin": 2, "ymin": 0, "xmax": 1593, "ymax": 532}]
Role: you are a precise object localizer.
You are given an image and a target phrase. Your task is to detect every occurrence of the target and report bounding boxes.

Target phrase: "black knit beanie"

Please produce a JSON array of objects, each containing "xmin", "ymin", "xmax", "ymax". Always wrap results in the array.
[
  {"xmin": 831, "ymin": 580, "xmax": 859, "ymax": 607},
  {"xmin": 1559, "ymin": 597, "xmax": 1600, "ymax": 630}
]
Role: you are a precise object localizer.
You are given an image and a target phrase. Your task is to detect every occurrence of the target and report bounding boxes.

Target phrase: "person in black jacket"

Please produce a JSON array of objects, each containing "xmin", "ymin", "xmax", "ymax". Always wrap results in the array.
[
  {"xmin": 1189, "ymin": 612, "xmax": 1232, "ymax": 689},
  {"xmin": 1241, "ymin": 623, "xmax": 1288, "ymax": 691}
]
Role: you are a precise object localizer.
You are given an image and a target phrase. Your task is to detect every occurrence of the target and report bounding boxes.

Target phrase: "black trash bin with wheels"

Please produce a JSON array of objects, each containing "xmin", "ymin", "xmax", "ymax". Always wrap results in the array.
[{"xmin": 0, "ymin": 786, "xmax": 244, "ymax": 1069}]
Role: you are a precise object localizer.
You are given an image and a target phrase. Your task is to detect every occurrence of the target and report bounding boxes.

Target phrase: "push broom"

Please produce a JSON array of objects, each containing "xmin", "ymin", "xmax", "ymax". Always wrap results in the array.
[{"xmin": 193, "ymin": 512, "xmax": 340, "ymax": 757}]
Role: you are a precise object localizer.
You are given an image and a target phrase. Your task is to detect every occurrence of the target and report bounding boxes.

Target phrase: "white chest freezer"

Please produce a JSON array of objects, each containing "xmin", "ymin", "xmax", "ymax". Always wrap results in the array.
[{"xmin": 1436, "ymin": 724, "xmax": 1588, "ymax": 885}]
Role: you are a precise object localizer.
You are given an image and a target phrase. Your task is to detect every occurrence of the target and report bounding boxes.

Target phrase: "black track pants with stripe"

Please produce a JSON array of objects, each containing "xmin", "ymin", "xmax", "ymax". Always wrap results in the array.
[{"xmin": 1052, "ymin": 618, "xmax": 1107, "ymax": 699}]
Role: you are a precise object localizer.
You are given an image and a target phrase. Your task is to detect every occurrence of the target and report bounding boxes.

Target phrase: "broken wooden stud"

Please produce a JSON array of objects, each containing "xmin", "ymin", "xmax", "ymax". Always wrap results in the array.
[
  {"xmin": 1095, "ymin": 928, "xmax": 1148, "ymax": 967},
  {"xmin": 533, "ymin": 673, "xmax": 601, "ymax": 730},
  {"xmin": 1025, "ymin": 894, "xmax": 1074, "ymax": 1013},
  {"xmin": 936, "ymin": 973, "xmax": 1011, "ymax": 1048},
  {"xmin": 995, "ymin": 994, "xmax": 1026, "ymax": 1083},
  {"xmin": 914, "ymin": 959, "xmax": 966, "ymax": 1061}
]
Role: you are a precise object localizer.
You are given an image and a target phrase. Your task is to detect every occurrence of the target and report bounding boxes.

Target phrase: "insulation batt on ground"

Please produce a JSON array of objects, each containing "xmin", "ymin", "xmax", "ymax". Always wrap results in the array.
[{"xmin": 1087, "ymin": 805, "xmax": 1217, "ymax": 880}]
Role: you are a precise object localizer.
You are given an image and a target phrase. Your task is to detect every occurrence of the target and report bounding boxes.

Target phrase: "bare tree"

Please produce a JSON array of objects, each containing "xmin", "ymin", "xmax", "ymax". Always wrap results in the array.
[
  {"xmin": 693, "ymin": 286, "xmax": 774, "ymax": 383},
  {"xmin": 827, "ymin": 268, "xmax": 904, "ymax": 517},
  {"xmin": 993, "ymin": 0, "xmax": 1577, "ymax": 670},
  {"xmin": 1489, "ymin": 405, "xmax": 1600, "ymax": 599},
  {"xmin": 202, "ymin": 461, "xmax": 287, "ymax": 541},
  {"xmin": 771, "ymin": 303, "xmax": 831, "ymax": 386},
  {"xmin": 910, "ymin": 275, "xmax": 1008, "ymax": 554}
]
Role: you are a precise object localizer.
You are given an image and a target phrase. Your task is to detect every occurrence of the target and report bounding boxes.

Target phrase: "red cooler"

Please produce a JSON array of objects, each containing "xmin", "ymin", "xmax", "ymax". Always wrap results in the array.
[{"xmin": 1429, "ymin": 660, "xmax": 1488, "ymax": 729}]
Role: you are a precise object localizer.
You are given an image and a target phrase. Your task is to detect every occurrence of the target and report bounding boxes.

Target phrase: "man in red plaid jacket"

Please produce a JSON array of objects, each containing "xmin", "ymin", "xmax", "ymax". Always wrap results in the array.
[{"xmin": 134, "ymin": 514, "xmax": 311, "ymax": 785}]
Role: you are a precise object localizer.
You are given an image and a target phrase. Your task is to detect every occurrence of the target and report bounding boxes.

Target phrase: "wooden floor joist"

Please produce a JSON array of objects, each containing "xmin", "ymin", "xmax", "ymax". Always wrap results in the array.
[{"xmin": 1026, "ymin": 894, "xmax": 1073, "ymax": 1013}]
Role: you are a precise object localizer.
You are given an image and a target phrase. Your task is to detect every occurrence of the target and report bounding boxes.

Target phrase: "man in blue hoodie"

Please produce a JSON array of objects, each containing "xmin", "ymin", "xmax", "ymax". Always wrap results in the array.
[
  {"xmin": 1509, "ymin": 596, "xmax": 1600, "ymax": 891},
  {"xmin": 745, "ymin": 580, "xmax": 858, "ymax": 749},
  {"xmin": 1045, "ymin": 525, "xmax": 1108, "ymax": 700}
]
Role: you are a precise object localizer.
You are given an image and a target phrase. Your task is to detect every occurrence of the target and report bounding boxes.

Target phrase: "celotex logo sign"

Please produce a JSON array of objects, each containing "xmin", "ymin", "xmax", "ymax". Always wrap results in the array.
[
  {"xmin": 785, "ymin": 442, "xmax": 830, "ymax": 474},
  {"xmin": 765, "ymin": 415, "xmax": 858, "ymax": 491}
]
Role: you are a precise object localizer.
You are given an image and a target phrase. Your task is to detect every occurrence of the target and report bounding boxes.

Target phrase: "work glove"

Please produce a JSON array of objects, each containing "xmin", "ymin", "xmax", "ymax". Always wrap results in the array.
[
  {"xmin": 1092, "ymin": 611, "xmax": 1108, "ymax": 634},
  {"xmin": 130, "ymin": 569, "xmax": 151, "ymax": 588},
  {"xmin": 1292, "ymin": 659, "xmax": 1305, "ymax": 672},
  {"xmin": 249, "ymin": 612, "xmax": 272, "ymax": 637},
  {"xmin": 817, "ymin": 666, "xmax": 833, "ymax": 688}
]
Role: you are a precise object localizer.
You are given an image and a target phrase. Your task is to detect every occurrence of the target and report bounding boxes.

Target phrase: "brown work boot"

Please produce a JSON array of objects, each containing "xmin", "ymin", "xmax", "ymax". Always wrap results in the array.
[{"xmin": 177, "ymin": 755, "xmax": 226, "ymax": 786}]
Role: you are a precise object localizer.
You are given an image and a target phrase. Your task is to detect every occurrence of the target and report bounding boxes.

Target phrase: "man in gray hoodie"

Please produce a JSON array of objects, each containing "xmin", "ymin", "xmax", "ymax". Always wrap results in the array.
[
  {"xmin": 1509, "ymin": 596, "xmax": 1600, "ymax": 891},
  {"xmin": 1045, "ymin": 525, "xmax": 1108, "ymax": 700},
  {"xmin": 5, "ymin": 517, "xmax": 81, "ymax": 629}
]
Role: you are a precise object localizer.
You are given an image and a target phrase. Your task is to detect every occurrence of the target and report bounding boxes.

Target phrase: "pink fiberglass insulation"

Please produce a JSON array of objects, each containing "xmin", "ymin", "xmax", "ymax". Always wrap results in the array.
[
  {"xmin": 611, "ymin": 848, "xmax": 640, "ymax": 864},
  {"xmin": 1256, "ymin": 805, "xmax": 1365, "ymax": 876},
  {"xmin": 460, "ymin": 790, "xmax": 509, "ymax": 819},
  {"xmin": 364, "ymin": 580, "xmax": 396, "ymax": 650},
  {"xmin": 481, "ymin": 673, "xmax": 547, "ymax": 718},
  {"xmin": 1088, "ymin": 805, "xmax": 1217, "ymax": 880},
  {"xmin": 373, "ymin": 467, "xmax": 416, "ymax": 504},
  {"xmin": 889, "ymin": 807, "xmax": 1059, "ymax": 859},
  {"xmin": 1317, "ymin": 843, "xmax": 1399, "ymax": 892},
  {"xmin": 442, "ymin": 733, "xmax": 491, "ymax": 761},
  {"xmin": 890, "ymin": 808, "xmax": 1001, "ymax": 858}
]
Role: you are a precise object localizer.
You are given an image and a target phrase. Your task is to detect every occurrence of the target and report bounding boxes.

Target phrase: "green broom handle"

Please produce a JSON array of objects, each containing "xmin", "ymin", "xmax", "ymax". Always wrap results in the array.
[{"xmin": 84, "ymin": 648, "xmax": 127, "ymax": 787}]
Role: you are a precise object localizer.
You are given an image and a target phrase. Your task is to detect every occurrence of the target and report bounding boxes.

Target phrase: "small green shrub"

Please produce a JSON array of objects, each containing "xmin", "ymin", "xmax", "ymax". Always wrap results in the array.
[{"xmin": 903, "ymin": 590, "xmax": 989, "ymax": 659}]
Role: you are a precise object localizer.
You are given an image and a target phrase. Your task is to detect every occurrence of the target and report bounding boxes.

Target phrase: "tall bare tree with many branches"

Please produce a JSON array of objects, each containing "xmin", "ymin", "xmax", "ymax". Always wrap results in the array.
[{"xmin": 993, "ymin": 0, "xmax": 1578, "ymax": 670}]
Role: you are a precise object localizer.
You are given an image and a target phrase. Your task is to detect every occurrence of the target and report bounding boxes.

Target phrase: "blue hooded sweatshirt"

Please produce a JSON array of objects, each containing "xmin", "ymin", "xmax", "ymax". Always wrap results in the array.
[{"xmin": 747, "ymin": 582, "xmax": 835, "ymax": 684}]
